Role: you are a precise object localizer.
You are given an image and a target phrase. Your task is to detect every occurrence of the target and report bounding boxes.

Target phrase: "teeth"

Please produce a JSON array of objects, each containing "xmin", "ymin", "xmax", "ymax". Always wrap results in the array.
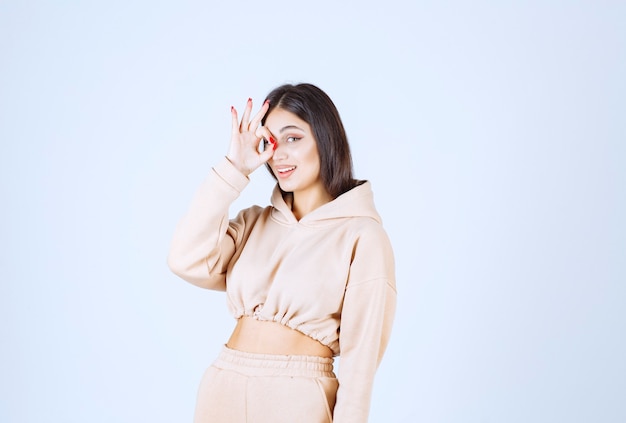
[{"xmin": 277, "ymin": 167, "xmax": 295, "ymax": 173}]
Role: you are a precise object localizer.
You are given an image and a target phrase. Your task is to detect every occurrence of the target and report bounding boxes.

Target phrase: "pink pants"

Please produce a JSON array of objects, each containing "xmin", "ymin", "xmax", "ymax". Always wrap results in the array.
[{"xmin": 193, "ymin": 346, "xmax": 338, "ymax": 423}]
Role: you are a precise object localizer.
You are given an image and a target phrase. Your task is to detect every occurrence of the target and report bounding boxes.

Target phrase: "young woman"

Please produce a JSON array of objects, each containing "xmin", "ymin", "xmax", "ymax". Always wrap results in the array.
[{"xmin": 168, "ymin": 83, "xmax": 396, "ymax": 423}]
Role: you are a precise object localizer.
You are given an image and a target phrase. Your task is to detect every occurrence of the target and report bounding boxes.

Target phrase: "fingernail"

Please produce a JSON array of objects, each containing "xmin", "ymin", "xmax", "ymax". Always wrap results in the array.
[
  {"xmin": 231, "ymin": 106, "xmax": 234, "ymax": 112},
  {"xmin": 264, "ymin": 99, "xmax": 270, "ymax": 105},
  {"xmin": 247, "ymin": 98, "xmax": 252, "ymax": 103},
  {"xmin": 270, "ymin": 137, "xmax": 277, "ymax": 150}
]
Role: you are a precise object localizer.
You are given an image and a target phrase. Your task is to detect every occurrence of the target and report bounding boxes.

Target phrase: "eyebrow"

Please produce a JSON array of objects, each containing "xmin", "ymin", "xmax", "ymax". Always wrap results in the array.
[{"xmin": 279, "ymin": 125, "xmax": 305, "ymax": 133}]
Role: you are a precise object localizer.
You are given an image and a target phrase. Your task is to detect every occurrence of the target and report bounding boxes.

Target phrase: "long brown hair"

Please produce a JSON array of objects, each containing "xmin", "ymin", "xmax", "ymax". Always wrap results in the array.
[{"xmin": 261, "ymin": 83, "xmax": 357, "ymax": 199}]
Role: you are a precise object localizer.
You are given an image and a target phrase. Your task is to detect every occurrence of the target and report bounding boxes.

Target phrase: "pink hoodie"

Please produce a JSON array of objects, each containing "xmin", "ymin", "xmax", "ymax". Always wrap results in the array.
[{"xmin": 168, "ymin": 157, "xmax": 396, "ymax": 423}]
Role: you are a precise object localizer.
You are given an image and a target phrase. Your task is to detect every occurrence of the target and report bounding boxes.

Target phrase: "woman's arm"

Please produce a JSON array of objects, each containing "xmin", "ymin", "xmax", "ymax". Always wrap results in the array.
[
  {"xmin": 168, "ymin": 99, "xmax": 274, "ymax": 289},
  {"xmin": 334, "ymin": 225, "xmax": 397, "ymax": 423},
  {"xmin": 167, "ymin": 158, "xmax": 252, "ymax": 290}
]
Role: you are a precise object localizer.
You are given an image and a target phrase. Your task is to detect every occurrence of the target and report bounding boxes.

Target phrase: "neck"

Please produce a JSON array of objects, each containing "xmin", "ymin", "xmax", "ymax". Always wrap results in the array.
[{"xmin": 292, "ymin": 189, "xmax": 333, "ymax": 220}]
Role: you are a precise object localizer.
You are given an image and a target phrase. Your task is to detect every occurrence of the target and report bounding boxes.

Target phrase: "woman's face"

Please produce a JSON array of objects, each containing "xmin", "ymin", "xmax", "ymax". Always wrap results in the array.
[{"xmin": 265, "ymin": 108, "xmax": 327, "ymax": 200}]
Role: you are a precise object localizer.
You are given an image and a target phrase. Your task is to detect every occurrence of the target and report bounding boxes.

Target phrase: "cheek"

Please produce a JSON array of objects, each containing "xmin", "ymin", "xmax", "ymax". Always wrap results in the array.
[{"xmin": 305, "ymin": 145, "xmax": 321, "ymax": 167}]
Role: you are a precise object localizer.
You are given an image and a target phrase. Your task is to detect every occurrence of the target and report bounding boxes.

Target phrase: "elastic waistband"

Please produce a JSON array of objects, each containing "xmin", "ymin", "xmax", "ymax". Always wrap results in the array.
[{"xmin": 213, "ymin": 346, "xmax": 336, "ymax": 378}]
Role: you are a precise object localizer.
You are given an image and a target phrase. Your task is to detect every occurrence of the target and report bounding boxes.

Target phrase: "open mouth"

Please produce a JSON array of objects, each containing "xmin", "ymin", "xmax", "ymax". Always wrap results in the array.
[{"xmin": 275, "ymin": 166, "xmax": 296, "ymax": 178}]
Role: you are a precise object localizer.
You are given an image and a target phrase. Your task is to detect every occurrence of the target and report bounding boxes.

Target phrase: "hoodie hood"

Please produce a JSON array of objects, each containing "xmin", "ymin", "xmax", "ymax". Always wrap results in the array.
[{"xmin": 270, "ymin": 181, "xmax": 382, "ymax": 226}]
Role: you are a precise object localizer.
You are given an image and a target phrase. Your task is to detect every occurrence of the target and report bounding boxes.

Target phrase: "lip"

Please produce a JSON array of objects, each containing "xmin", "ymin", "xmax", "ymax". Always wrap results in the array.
[{"xmin": 274, "ymin": 165, "xmax": 296, "ymax": 179}]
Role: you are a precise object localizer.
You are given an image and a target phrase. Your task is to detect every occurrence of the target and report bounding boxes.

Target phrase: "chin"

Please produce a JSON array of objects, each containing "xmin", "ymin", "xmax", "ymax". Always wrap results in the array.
[{"xmin": 278, "ymin": 183, "xmax": 296, "ymax": 193}]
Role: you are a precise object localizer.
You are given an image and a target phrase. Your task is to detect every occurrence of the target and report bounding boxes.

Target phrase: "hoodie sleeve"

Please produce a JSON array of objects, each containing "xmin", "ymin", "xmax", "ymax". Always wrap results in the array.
[
  {"xmin": 333, "ymin": 224, "xmax": 397, "ymax": 423},
  {"xmin": 167, "ymin": 157, "xmax": 252, "ymax": 290}
]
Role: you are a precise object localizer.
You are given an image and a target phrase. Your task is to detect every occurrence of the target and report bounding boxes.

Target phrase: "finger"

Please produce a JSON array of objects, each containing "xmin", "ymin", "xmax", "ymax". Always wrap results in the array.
[
  {"xmin": 255, "ymin": 125, "xmax": 273, "ymax": 141},
  {"xmin": 259, "ymin": 149, "xmax": 274, "ymax": 163},
  {"xmin": 231, "ymin": 106, "xmax": 239, "ymax": 133},
  {"xmin": 258, "ymin": 143, "xmax": 275, "ymax": 163},
  {"xmin": 239, "ymin": 98, "xmax": 253, "ymax": 131},
  {"xmin": 249, "ymin": 99, "xmax": 270, "ymax": 130},
  {"xmin": 255, "ymin": 126, "xmax": 276, "ymax": 151}
]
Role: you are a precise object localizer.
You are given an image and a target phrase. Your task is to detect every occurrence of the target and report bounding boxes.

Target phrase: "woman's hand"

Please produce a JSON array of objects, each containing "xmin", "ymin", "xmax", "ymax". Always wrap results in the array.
[{"xmin": 226, "ymin": 98, "xmax": 275, "ymax": 177}]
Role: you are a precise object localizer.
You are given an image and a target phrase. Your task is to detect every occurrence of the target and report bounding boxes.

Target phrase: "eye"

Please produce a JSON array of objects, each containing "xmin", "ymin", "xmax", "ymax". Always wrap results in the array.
[{"xmin": 286, "ymin": 136, "xmax": 301, "ymax": 143}]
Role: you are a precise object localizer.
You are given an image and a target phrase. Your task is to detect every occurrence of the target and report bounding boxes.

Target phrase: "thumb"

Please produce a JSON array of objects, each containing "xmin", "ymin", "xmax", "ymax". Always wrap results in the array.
[
  {"xmin": 258, "ymin": 142, "xmax": 275, "ymax": 163},
  {"xmin": 256, "ymin": 127, "xmax": 275, "ymax": 163}
]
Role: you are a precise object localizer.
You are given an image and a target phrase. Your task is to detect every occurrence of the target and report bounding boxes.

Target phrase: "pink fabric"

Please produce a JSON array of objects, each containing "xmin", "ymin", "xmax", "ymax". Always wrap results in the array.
[{"xmin": 194, "ymin": 346, "xmax": 338, "ymax": 423}]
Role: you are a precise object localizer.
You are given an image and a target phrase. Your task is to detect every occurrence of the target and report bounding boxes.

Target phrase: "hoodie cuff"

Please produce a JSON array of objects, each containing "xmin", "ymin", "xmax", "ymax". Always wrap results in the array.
[{"xmin": 213, "ymin": 157, "xmax": 250, "ymax": 193}]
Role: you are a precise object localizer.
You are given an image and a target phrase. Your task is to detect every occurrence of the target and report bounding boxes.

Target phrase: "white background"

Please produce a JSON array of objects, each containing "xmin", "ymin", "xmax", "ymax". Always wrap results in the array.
[{"xmin": 1, "ymin": 1, "xmax": 625, "ymax": 422}]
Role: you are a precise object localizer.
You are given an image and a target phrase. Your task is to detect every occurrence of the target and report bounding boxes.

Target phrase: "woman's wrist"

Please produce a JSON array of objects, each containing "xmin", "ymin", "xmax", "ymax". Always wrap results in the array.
[{"xmin": 224, "ymin": 155, "xmax": 250, "ymax": 177}]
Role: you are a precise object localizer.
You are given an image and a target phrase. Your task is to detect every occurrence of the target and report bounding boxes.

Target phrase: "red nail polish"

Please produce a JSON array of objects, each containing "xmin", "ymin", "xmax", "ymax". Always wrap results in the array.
[
  {"xmin": 270, "ymin": 137, "xmax": 277, "ymax": 150},
  {"xmin": 264, "ymin": 99, "xmax": 270, "ymax": 105},
  {"xmin": 247, "ymin": 98, "xmax": 252, "ymax": 103}
]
